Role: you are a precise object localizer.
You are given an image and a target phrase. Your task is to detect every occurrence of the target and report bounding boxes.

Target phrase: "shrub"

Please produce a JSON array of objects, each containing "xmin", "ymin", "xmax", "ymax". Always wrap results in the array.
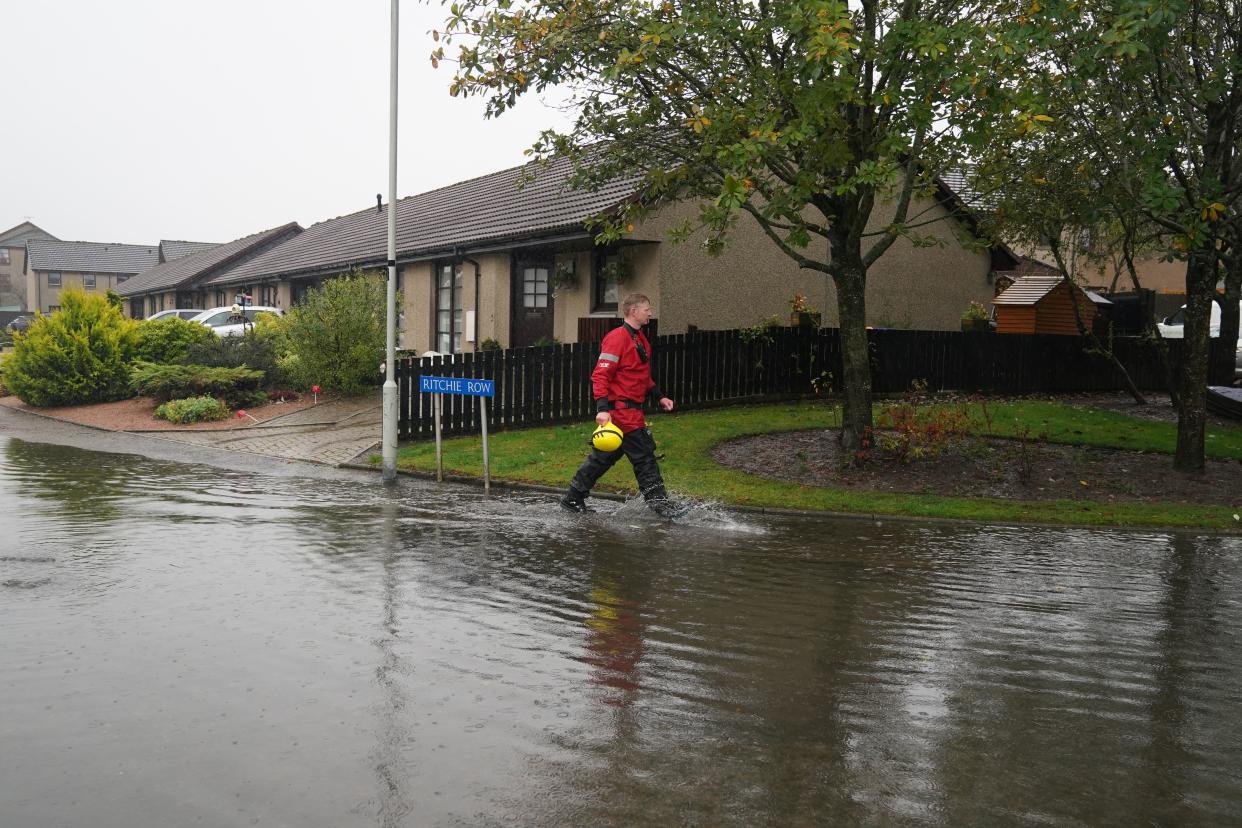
[
  {"xmin": 154, "ymin": 396, "xmax": 231, "ymax": 424},
  {"xmin": 131, "ymin": 362, "xmax": 267, "ymax": 409},
  {"xmin": 133, "ymin": 317, "xmax": 217, "ymax": 364},
  {"xmin": 267, "ymin": 389, "xmax": 300, "ymax": 402},
  {"xmin": 280, "ymin": 271, "xmax": 387, "ymax": 395},
  {"xmin": 3, "ymin": 290, "xmax": 138, "ymax": 406},
  {"xmin": 480, "ymin": 337, "xmax": 502, "ymax": 351},
  {"xmin": 182, "ymin": 324, "xmax": 287, "ymax": 387}
]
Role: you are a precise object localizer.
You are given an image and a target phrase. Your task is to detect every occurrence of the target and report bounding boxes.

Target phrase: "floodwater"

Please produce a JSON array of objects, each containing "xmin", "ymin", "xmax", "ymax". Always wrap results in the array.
[{"xmin": 2, "ymin": 434, "xmax": 1241, "ymax": 827}]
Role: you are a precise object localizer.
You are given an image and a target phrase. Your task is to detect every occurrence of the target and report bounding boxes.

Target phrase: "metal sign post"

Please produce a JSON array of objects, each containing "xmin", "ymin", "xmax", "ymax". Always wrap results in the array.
[
  {"xmin": 479, "ymin": 397, "xmax": 490, "ymax": 494},
  {"xmin": 433, "ymin": 393, "xmax": 443, "ymax": 482},
  {"xmin": 420, "ymin": 375, "xmax": 495, "ymax": 492}
]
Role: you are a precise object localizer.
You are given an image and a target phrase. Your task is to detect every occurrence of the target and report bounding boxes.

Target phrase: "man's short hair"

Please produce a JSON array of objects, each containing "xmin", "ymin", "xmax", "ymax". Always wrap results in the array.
[{"xmin": 622, "ymin": 293, "xmax": 651, "ymax": 316}]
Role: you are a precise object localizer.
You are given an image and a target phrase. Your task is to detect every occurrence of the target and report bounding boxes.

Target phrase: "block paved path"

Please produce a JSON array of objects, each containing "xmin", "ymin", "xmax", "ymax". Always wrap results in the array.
[{"xmin": 152, "ymin": 395, "xmax": 383, "ymax": 466}]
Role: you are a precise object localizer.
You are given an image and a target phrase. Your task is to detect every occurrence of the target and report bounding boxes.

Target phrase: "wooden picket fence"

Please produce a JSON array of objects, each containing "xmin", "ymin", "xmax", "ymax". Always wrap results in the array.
[{"xmin": 396, "ymin": 327, "xmax": 1192, "ymax": 439}]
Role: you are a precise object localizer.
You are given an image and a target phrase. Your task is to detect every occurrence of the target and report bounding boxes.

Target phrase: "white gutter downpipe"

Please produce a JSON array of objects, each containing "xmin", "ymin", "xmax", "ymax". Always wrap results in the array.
[{"xmin": 381, "ymin": 0, "xmax": 399, "ymax": 483}]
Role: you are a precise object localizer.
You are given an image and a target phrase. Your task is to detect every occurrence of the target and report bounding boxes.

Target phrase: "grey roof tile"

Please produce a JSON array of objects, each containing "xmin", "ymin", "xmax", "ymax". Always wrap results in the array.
[
  {"xmin": 160, "ymin": 240, "xmax": 219, "ymax": 262},
  {"xmin": 207, "ymin": 155, "xmax": 641, "ymax": 285},
  {"xmin": 116, "ymin": 223, "xmax": 302, "ymax": 296},
  {"xmin": 26, "ymin": 239, "xmax": 159, "ymax": 274}
]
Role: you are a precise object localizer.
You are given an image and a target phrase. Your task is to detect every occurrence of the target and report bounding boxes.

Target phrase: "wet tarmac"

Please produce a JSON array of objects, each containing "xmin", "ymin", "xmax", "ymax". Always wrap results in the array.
[{"xmin": 2, "ymin": 413, "xmax": 1242, "ymax": 826}]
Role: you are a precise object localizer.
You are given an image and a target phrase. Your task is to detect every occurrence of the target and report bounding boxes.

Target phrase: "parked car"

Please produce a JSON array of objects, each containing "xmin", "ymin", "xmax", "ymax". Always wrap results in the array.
[
  {"xmin": 7, "ymin": 315, "xmax": 35, "ymax": 333},
  {"xmin": 1158, "ymin": 300, "xmax": 1242, "ymax": 375},
  {"xmin": 189, "ymin": 305, "xmax": 283, "ymax": 337},
  {"xmin": 145, "ymin": 309, "xmax": 203, "ymax": 322}
]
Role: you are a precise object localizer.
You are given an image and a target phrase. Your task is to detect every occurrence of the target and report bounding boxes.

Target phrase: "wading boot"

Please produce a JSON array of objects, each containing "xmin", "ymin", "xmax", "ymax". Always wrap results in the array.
[{"xmin": 559, "ymin": 488, "xmax": 593, "ymax": 514}]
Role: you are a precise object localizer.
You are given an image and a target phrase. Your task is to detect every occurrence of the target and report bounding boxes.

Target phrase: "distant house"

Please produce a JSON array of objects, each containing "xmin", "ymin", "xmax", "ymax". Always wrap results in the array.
[
  {"xmin": 0, "ymin": 222, "xmax": 58, "ymax": 311},
  {"xmin": 23, "ymin": 239, "xmax": 161, "ymax": 313},
  {"xmin": 176, "ymin": 156, "xmax": 1016, "ymax": 352},
  {"xmin": 993, "ymin": 275, "xmax": 1112, "ymax": 336},
  {"xmin": 115, "ymin": 224, "xmax": 301, "ymax": 318}
]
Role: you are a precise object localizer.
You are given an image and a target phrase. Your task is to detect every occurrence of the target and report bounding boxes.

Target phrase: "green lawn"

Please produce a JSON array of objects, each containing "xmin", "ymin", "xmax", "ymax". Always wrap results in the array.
[{"xmin": 390, "ymin": 399, "xmax": 1242, "ymax": 530}]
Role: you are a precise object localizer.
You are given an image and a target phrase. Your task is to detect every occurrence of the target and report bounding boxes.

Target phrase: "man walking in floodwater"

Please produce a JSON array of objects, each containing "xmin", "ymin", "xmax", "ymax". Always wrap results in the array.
[{"xmin": 561, "ymin": 293, "xmax": 680, "ymax": 517}]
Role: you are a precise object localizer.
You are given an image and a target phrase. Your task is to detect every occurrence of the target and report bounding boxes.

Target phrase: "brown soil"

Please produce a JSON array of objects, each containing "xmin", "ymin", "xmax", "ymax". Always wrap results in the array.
[
  {"xmin": 713, "ymin": 428, "xmax": 1242, "ymax": 507},
  {"xmin": 0, "ymin": 393, "xmax": 322, "ymax": 432}
]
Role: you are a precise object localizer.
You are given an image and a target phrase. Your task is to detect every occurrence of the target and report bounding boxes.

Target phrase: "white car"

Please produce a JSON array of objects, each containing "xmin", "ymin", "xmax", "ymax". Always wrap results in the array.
[
  {"xmin": 1158, "ymin": 300, "xmax": 1242, "ymax": 375},
  {"xmin": 145, "ymin": 309, "xmax": 203, "ymax": 322},
  {"xmin": 190, "ymin": 305, "xmax": 283, "ymax": 337}
]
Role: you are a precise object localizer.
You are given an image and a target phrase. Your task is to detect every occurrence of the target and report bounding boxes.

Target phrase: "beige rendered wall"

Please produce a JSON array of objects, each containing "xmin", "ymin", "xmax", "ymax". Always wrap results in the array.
[
  {"xmin": 635, "ymin": 193, "xmax": 992, "ymax": 333},
  {"xmin": 400, "ymin": 262, "xmax": 434, "ymax": 353},
  {"xmin": 0, "ymin": 247, "xmax": 27, "ymax": 308},
  {"xmin": 32, "ymin": 271, "xmax": 130, "ymax": 312}
]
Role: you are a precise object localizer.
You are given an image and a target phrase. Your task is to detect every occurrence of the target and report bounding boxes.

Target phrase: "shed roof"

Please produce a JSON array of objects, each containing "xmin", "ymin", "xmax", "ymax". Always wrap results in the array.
[
  {"xmin": 26, "ymin": 239, "xmax": 159, "ymax": 274},
  {"xmin": 993, "ymin": 275, "xmax": 1112, "ymax": 306},
  {"xmin": 204, "ymin": 155, "xmax": 643, "ymax": 285},
  {"xmin": 116, "ymin": 223, "xmax": 302, "ymax": 296}
]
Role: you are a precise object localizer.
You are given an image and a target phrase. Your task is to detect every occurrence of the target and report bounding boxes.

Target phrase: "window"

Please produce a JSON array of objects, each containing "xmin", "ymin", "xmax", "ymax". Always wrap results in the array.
[
  {"xmin": 47, "ymin": 272, "xmax": 62, "ymax": 287},
  {"xmin": 202, "ymin": 311, "xmax": 236, "ymax": 327},
  {"xmin": 0, "ymin": 248, "xmax": 9, "ymax": 265},
  {"xmin": 592, "ymin": 252, "xmax": 622, "ymax": 312},
  {"xmin": 83, "ymin": 274, "xmax": 96, "ymax": 289},
  {"xmin": 521, "ymin": 265, "xmax": 550, "ymax": 309},
  {"xmin": 259, "ymin": 285, "xmax": 277, "ymax": 306},
  {"xmin": 435, "ymin": 262, "xmax": 463, "ymax": 353},
  {"xmin": 48, "ymin": 305, "xmax": 60, "ymax": 312},
  {"xmin": 116, "ymin": 275, "xmax": 129, "ymax": 284}
]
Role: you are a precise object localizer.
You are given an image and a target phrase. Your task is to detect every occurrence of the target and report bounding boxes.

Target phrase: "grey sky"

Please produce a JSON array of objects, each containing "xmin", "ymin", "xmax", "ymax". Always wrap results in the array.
[{"xmin": 1, "ymin": 0, "xmax": 571, "ymax": 246}]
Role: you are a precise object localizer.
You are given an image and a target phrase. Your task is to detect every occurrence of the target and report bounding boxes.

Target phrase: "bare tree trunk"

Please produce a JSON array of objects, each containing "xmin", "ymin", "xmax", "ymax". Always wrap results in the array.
[
  {"xmin": 1175, "ymin": 250, "xmax": 1217, "ymax": 474},
  {"xmin": 829, "ymin": 240, "xmax": 873, "ymax": 454}
]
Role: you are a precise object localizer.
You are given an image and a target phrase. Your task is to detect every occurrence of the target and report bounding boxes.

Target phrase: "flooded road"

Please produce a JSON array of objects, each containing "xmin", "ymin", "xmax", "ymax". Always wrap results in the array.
[{"xmin": 2, "ymin": 433, "xmax": 1241, "ymax": 827}]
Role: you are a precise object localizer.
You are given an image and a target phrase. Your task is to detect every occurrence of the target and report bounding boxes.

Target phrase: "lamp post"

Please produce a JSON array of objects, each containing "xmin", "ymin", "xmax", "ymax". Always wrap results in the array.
[{"xmin": 381, "ymin": 0, "xmax": 400, "ymax": 482}]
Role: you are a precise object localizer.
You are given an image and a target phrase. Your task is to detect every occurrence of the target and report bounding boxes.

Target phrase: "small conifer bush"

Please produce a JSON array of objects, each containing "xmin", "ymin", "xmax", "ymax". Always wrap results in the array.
[
  {"xmin": 154, "ymin": 396, "xmax": 231, "ymax": 424},
  {"xmin": 2, "ymin": 290, "xmax": 137, "ymax": 406}
]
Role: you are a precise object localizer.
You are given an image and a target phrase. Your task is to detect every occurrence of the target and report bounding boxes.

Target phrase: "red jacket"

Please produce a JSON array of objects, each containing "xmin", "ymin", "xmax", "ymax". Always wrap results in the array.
[{"xmin": 592, "ymin": 324, "xmax": 661, "ymax": 433}]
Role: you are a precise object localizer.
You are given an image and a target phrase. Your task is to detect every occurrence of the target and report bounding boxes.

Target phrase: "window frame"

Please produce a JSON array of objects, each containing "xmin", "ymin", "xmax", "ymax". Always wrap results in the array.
[
  {"xmin": 0, "ymin": 248, "xmax": 10, "ymax": 265},
  {"xmin": 83, "ymin": 273, "xmax": 96, "ymax": 289},
  {"xmin": 47, "ymin": 272, "xmax": 62, "ymax": 288},
  {"xmin": 592, "ymin": 250, "xmax": 621, "ymax": 313},
  {"xmin": 434, "ymin": 261, "xmax": 464, "ymax": 353}
]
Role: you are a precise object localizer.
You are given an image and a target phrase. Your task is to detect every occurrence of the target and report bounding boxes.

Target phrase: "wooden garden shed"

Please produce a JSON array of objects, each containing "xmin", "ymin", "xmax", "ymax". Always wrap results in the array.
[{"xmin": 992, "ymin": 275, "xmax": 1111, "ymax": 335}]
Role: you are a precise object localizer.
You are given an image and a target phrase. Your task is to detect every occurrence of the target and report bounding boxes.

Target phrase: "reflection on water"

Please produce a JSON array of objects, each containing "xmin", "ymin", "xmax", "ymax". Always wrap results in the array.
[{"xmin": 2, "ymin": 435, "xmax": 1242, "ymax": 827}]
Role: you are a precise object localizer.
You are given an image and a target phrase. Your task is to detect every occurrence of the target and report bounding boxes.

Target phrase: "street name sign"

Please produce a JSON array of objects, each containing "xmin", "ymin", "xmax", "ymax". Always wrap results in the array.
[{"xmin": 419, "ymin": 375, "xmax": 495, "ymax": 397}]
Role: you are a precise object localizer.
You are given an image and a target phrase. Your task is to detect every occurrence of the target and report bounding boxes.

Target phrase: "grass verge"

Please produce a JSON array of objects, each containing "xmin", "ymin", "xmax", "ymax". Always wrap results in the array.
[{"xmin": 391, "ymin": 399, "xmax": 1242, "ymax": 530}]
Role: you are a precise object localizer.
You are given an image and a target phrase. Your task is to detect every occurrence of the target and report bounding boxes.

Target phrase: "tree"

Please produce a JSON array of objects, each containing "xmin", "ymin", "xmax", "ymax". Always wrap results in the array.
[
  {"xmin": 1005, "ymin": 0, "xmax": 1242, "ymax": 472},
  {"xmin": 438, "ymin": 0, "xmax": 1027, "ymax": 451},
  {"xmin": 278, "ymin": 271, "xmax": 388, "ymax": 395}
]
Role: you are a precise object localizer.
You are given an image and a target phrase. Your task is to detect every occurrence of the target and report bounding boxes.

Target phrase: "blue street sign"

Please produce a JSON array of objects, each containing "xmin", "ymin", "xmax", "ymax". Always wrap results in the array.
[{"xmin": 420, "ymin": 375, "xmax": 495, "ymax": 397}]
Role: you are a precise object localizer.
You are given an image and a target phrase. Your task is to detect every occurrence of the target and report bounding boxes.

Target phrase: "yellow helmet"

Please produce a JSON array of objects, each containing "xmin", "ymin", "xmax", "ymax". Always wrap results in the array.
[{"xmin": 591, "ymin": 421, "xmax": 623, "ymax": 452}]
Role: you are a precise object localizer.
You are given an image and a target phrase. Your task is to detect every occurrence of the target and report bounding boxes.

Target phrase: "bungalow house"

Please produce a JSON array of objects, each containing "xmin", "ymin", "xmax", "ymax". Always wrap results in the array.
[
  {"xmin": 23, "ymin": 239, "xmax": 163, "ymax": 313},
  {"xmin": 115, "ymin": 223, "xmax": 302, "ymax": 318},
  {"xmin": 993, "ymin": 275, "xmax": 1112, "ymax": 335},
  {"xmin": 183, "ymin": 156, "xmax": 1016, "ymax": 353},
  {"xmin": 0, "ymin": 221, "xmax": 58, "ymax": 311}
]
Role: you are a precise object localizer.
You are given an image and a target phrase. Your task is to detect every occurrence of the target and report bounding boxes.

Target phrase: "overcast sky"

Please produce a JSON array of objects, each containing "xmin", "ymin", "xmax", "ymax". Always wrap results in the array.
[{"xmin": 1, "ymin": 0, "xmax": 572, "ymax": 245}]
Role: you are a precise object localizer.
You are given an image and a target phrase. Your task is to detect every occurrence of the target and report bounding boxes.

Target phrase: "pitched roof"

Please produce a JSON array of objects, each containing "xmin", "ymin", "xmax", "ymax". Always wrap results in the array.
[
  {"xmin": 993, "ymin": 275, "xmax": 1064, "ymax": 305},
  {"xmin": 938, "ymin": 169, "xmax": 1000, "ymax": 212},
  {"xmin": 160, "ymin": 240, "xmax": 219, "ymax": 262},
  {"xmin": 0, "ymin": 221, "xmax": 58, "ymax": 248},
  {"xmin": 992, "ymin": 275, "xmax": 1110, "ymax": 306},
  {"xmin": 206, "ymin": 155, "xmax": 642, "ymax": 285},
  {"xmin": 25, "ymin": 239, "xmax": 159, "ymax": 274},
  {"xmin": 116, "ymin": 223, "xmax": 302, "ymax": 296}
]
